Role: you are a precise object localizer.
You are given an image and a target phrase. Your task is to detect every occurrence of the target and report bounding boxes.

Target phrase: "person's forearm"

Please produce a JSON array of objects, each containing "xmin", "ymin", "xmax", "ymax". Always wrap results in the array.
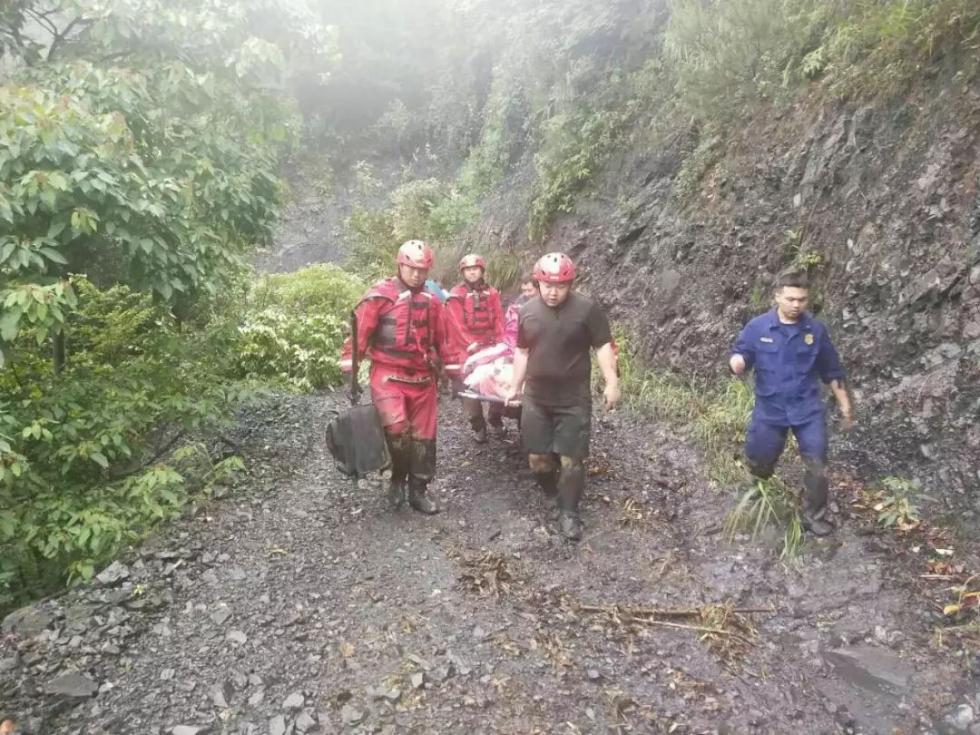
[
  {"xmin": 830, "ymin": 379, "xmax": 851, "ymax": 413},
  {"xmin": 596, "ymin": 343, "xmax": 618, "ymax": 387},
  {"xmin": 511, "ymin": 348, "xmax": 529, "ymax": 390}
]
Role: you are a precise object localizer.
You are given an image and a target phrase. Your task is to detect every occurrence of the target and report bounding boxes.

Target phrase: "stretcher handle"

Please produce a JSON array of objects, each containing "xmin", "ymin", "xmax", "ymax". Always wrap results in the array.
[{"xmin": 458, "ymin": 390, "xmax": 520, "ymax": 407}]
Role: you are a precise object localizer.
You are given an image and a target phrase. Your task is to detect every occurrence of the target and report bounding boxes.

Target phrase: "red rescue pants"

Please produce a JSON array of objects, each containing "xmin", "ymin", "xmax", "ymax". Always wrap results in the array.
[{"xmin": 370, "ymin": 364, "xmax": 438, "ymax": 440}]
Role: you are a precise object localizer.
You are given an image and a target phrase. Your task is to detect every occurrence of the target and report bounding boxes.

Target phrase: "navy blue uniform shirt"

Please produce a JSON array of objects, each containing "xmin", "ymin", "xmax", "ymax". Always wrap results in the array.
[{"xmin": 731, "ymin": 309, "xmax": 845, "ymax": 427}]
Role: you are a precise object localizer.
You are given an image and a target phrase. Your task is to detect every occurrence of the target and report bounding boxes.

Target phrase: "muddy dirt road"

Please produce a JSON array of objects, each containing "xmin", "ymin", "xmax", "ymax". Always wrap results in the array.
[{"xmin": 2, "ymin": 390, "xmax": 977, "ymax": 734}]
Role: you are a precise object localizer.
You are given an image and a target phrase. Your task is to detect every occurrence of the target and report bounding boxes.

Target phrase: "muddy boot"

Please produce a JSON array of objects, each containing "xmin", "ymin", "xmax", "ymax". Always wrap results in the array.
[
  {"xmin": 387, "ymin": 477, "xmax": 407, "ymax": 510},
  {"xmin": 385, "ymin": 433, "xmax": 411, "ymax": 510},
  {"xmin": 558, "ymin": 512, "xmax": 582, "ymax": 541},
  {"xmin": 464, "ymin": 397, "xmax": 489, "ymax": 443},
  {"xmin": 408, "ymin": 477, "xmax": 439, "ymax": 515},
  {"xmin": 487, "ymin": 404, "xmax": 505, "ymax": 438},
  {"xmin": 801, "ymin": 459, "xmax": 833, "ymax": 536},
  {"xmin": 557, "ymin": 457, "xmax": 585, "ymax": 542},
  {"xmin": 533, "ymin": 471, "xmax": 559, "ymax": 519},
  {"xmin": 408, "ymin": 439, "xmax": 439, "ymax": 514}
]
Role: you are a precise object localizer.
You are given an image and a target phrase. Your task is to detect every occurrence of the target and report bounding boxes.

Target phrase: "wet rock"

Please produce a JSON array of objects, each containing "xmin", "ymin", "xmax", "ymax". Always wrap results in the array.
[
  {"xmin": 340, "ymin": 704, "xmax": 364, "ymax": 727},
  {"xmin": 823, "ymin": 645, "xmax": 914, "ymax": 695},
  {"xmin": 367, "ymin": 685, "xmax": 401, "ymax": 702},
  {"xmin": 283, "ymin": 691, "xmax": 305, "ymax": 711},
  {"xmin": 295, "ymin": 711, "xmax": 317, "ymax": 733},
  {"xmin": 211, "ymin": 680, "xmax": 234, "ymax": 708},
  {"xmin": 2, "ymin": 606, "xmax": 54, "ymax": 636},
  {"xmin": 947, "ymin": 704, "xmax": 976, "ymax": 732},
  {"xmin": 172, "ymin": 727, "xmax": 211, "ymax": 735},
  {"xmin": 45, "ymin": 672, "xmax": 99, "ymax": 698},
  {"xmin": 96, "ymin": 561, "xmax": 130, "ymax": 586},
  {"xmin": 268, "ymin": 715, "xmax": 287, "ymax": 735},
  {"xmin": 432, "ymin": 664, "xmax": 454, "ymax": 683},
  {"xmin": 226, "ymin": 630, "xmax": 248, "ymax": 645}
]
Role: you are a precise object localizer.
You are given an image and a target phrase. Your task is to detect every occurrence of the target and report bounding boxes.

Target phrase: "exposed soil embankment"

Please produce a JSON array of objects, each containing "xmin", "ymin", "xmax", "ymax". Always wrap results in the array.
[{"xmin": 535, "ymin": 85, "xmax": 980, "ymax": 530}]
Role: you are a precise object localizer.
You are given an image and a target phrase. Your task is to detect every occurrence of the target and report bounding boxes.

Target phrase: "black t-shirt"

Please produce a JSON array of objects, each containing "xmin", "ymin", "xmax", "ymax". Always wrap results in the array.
[{"xmin": 517, "ymin": 292, "xmax": 612, "ymax": 406}]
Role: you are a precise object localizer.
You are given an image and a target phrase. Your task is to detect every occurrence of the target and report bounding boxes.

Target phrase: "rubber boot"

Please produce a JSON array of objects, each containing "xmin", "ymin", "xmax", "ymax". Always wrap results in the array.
[
  {"xmin": 487, "ymin": 404, "xmax": 505, "ymax": 438},
  {"xmin": 556, "ymin": 458, "xmax": 585, "ymax": 542},
  {"xmin": 385, "ymin": 432, "xmax": 410, "ymax": 510},
  {"xmin": 408, "ymin": 477, "xmax": 439, "ymax": 515},
  {"xmin": 802, "ymin": 459, "xmax": 833, "ymax": 536},
  {"xmin": 408, "ymin": 439, "xmax": 439, "ymax": 515},
  {"xmin": 463, "ymin": 397, "xmax": 488, "ymax": 444}
]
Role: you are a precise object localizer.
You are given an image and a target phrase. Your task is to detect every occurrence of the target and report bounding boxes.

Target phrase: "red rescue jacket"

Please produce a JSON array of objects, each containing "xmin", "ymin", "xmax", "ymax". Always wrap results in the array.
[
  {"xmin": 444, "ymin": 282, "xmax": 504, "ymax": 374},
  {"xmin": 341, "ymin": 277, "xmax": 446, "ymax": 374}
]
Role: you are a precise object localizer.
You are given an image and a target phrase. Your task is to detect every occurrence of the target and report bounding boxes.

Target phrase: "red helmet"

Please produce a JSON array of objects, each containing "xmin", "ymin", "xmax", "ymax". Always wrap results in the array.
[
  {"xmin": 459, "ymin": 253, "xmax": 486, "ymax": 271},
  {"xmin": 533, "ymin": 252, "xmax": 576, "ymax": 283},
  {"xmin": 396, "ymin": 240, "xmax": 434, "ymax": 270}
]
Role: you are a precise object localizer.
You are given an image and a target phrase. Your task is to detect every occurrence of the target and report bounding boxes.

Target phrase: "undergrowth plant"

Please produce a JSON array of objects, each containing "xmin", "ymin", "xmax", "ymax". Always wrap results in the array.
[
  {"xmin": 610, "ymin": 327, "xmax": 802, "ymax": 557},
  {"xmin": 874, "ymin": 476, "xmax": 921, "ymax": 531},
  {"xmin": 0, "ymin": 278, "xmax": 249, "ymax": 611},
  {"xmin": 239, "ymin": 265, "xmax": 365, "ymax": 391},
  {"xmin": 724, "ymin": 477, "xmax": 805, "ymax": 559}
]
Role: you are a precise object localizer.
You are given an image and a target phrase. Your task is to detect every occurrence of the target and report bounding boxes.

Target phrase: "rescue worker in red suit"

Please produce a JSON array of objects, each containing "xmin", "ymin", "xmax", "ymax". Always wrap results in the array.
[
  {"xmin": 444, "ymin": 254, "xmax": 506, "ymax": 443},
  {"xmin": 340, "ymin": 240, "xmax": 447, "ymax": 514}
]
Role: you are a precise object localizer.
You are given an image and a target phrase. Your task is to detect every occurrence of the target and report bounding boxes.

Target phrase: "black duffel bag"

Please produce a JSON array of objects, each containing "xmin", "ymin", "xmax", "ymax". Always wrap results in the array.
[
  {"xmin": 325, "ymin": 310, "xmax": 390, "ymax": 479},
  {"xmin": 325, "ymin": 402, "xmax": 390, "ymax": 479}
]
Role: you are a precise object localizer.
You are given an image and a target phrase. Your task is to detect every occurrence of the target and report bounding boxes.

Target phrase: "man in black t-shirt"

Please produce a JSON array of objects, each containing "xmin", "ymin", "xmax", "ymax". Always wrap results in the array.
[{"xmin": 503, "ymin": 252, "xmax": 620, "ymax": 541}]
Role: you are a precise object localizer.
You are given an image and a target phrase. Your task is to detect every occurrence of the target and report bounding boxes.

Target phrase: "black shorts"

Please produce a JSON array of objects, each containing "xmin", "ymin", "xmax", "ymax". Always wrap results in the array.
[{"xmin": 520, "ymin": 398, "xmax": 591, "ymax": 460}]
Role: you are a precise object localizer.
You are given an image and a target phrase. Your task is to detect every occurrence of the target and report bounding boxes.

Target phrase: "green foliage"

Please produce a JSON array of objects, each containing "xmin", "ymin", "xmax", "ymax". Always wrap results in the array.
[
  {"xmin": 346, "ymin": 177, "xmax": 481, "ymax": 278},
  {"xmin": 788, "ymin": 231, "xmax": 825, "ymax": 272},
  {"xmin": 612, "ymin": 326, "xmax": 752, "ymax": 485},
  {"xmin": 664, "ymin": 0, "xmax": 825, "ymax": 119},
  {"xmin": 664, "ymin": 0, "xmax": 980, "ymax": 123},
  {"xmin": 529, "ymin": 103, "xmax": 633, "ymax": 241},
  {"xmin": 0, "ymin": 0, "xmax": 335, "ymax": 73},
  {"xmin": 672, "ymin": 134, "xmax": 723, "ymax": 202},
  {"xmin": 0, "ymin": 62, "xmax": 290, "ymax": 364},
  {"xmin": 237, "ymin": 265, "xmax": 365, "ymax": 391},
  {"xmin": 613, "ymin": 326, "xmax": 798, "ymax": 556},
  {"xmin": 823, "ymin": 0, "xmax": 980, "ymax": 96},
  {"xmin": 874, "ymin": 476, "xmax": 921, "ymax": 530},
  {"xmin": 724, "ymin": 477, "xmax": 804, "ymax": 559},
  {"xmin": 0, "ymin": 278, "xmax": 245, "ymax": 611}
]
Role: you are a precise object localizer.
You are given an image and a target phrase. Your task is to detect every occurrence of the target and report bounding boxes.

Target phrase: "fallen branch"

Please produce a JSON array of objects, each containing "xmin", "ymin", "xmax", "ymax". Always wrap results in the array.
[{"xmin": 577, "ymin": 604, "xmax": 775, "ymax": 618}]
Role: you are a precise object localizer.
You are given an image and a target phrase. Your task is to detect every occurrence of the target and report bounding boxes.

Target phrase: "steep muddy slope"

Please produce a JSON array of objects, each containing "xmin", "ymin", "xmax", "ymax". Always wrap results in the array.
[{"xmin": 544, "ymin": 82, "xmax": 980, "ymax": 523}]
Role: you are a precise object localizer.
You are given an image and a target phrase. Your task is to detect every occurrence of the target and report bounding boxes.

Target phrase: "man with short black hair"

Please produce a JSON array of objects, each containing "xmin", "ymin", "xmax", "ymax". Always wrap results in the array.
[
  {"xmin": 504, "ymin": 252, "xmax": 620, "ymax": 541},
  {"xmin": 729, "ymin": 270, "xmax": 853, "ymax": 536}
]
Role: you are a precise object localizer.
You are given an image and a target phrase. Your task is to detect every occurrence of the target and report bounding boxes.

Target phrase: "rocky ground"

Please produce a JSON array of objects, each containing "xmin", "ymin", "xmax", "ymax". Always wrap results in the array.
[{"xmin": 2, "ymin": 390, "xmax": 979, "ymax": 735}]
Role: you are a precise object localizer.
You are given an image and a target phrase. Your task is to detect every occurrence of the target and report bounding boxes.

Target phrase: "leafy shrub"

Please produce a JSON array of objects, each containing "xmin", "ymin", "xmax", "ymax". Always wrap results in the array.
[
  {"xmin": 0, "ymin": 278, "xmax": 244, "ymax": 612},
  {"xmin": 824, "ymin": 0, "xmax": 980, "ymax": 95},
  {"xmin": 237, "ymin": 265, "xmax": 365, "ymax": 391},
  {"xmin": 664, "ymin": 0, "xmax": 828, "ymax": 120},
  {"xmin": 529, "ymin": 104, "xmax": 633, "ymax": 241}
]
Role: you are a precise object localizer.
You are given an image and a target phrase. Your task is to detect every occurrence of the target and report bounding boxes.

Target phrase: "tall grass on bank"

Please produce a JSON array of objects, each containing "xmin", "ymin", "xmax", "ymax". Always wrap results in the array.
[{"xmin": 609, "ymin": 327, "xmax": 803, "ymax": 556}]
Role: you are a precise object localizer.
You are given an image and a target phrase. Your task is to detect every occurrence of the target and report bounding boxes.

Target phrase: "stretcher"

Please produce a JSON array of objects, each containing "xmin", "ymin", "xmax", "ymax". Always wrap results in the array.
[{"xmin": 458, "ymin": 389, "xmax": 520, "ymax": 407}]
